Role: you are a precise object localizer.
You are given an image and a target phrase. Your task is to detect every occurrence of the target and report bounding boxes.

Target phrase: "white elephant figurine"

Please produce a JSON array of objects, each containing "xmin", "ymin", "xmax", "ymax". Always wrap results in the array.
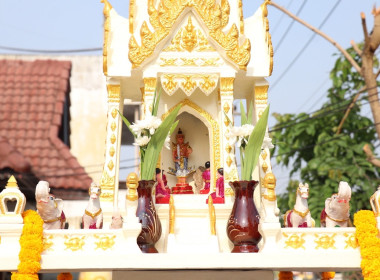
[
  {"xmin": 35, "ymin": 181, "xmax": 66, "ymax": 229},
  {"xmin": 82, "ymin": 182, "xmax": 103, "ymax": 229},
  {"xmin": 320, "ymin": 181, "xmax": 351, "ymax": 227}
]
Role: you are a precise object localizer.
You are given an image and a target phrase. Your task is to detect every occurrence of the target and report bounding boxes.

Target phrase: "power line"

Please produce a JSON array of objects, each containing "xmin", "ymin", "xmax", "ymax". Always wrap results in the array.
[
  {"xmin": 270, "ymin": 0, "xmax": 295, "ymax": 36},
  {"xmin": 0, "ymin": 45, "xmax": 102, "ymax": 54},
  {"xmin": 274, "ymin": 0, "xmax": 307, "ymax": 52},
  {"xmin": 298, "ymin": 77, "xmax": 330, "ymax": 112},
  {"xmin": 270, "ymin": 0, "xmax": 342, "ymax": 92}
]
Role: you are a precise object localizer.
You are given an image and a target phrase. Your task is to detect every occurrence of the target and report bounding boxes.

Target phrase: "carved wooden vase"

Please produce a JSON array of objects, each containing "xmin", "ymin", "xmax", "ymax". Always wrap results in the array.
[
  {"xmin": 136, "ymin": 180, "xmax": 162, "ymax": 253},
  {"xmin": 227, "ymin": 180, "xmax": 262, "ymax": 253}
]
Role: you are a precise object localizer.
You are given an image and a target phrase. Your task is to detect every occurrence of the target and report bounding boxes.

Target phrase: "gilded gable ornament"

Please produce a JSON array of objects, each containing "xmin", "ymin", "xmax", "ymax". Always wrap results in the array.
[{"xmin": 128, "ymin": 0, "xmax": 251, "ymax": 69}]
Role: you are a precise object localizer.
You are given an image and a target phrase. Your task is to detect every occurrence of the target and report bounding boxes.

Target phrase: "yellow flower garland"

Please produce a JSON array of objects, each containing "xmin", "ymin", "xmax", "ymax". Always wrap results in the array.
[
  {"xmin": 354, "ymin": 210, "xmax": 380, "ymax": 280},
  {"xmin": 12, "ymin": 210, "xmax": 44, "ymax": 280}
]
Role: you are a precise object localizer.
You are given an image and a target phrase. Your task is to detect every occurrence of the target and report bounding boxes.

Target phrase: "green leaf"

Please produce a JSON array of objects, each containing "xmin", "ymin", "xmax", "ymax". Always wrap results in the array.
[
  {"xmin": 240, "ymin": 101, "xmax": 247, "ymax": 125},
  {"xmin": 141, "ymin": 105, "xmax": 181, "ymax": 180},
  {"xmin": 151, "ymin": 88, "xmax": 162, "ymax": 117},
  {"xmin": 242, "ymin": 105, "xmax": 270, "ymax": 180},
  {"xmin": 118, "ymin": 110, "xmax": 135, "ymax": 137}
]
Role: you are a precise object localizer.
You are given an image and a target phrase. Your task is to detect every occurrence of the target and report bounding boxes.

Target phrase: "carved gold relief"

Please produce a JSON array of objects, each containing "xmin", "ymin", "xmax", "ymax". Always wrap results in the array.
[
  {"xmin": 108, "ymin": 160, "xmax": 114, "ymax": 171},
  {"xmin": 224, "ymin": 188, "xmax": 234, "ymax": 196},
  {"xmin": 162, "ymin": 99, "xmax": 220, "ymax": 188},
  {"xmin": 100, "ymin": 191, "xmax": 114, "ymax": 201},
  {"xmin": 161, "ymin": 74, "xmax": 218, "ymax": 96},
  {"xmin": 344, "ymin": 233, "xmax": 359, "ymax": 249},
  {"xmin": 110, "ymin": 134, "xmax": 116, "ymax": 144},
  {"xmin": 94, "ymin": 234, "xmax": 116, "ymax": 250},
  {"xmin": 225, "ymin": 145, "xmax": 232, "ymax": 154},
  {"xmin": 100, "ymin": 170, "xmax": 115, "ymax": 189},
  {"xmin": 129, "ymin": 0, "xmax": 135, "ymax": 34},
  {"xmin": 160, "ymin": 58, "xmax": 178, "ymax": 66},
  {"xmin": 43, "ymin": 235, "xmax": 54, "ymax": 251},
  {"xmin": 224, "ymin": 118, "xmax": 230, "ymax": 127},
  {"xmin": 64, "ymin": 235, "xmax": 85, "ymax": 251},
  {"xmin": 143, "ymin": 78, "xmax": 157, "ymax": 94},
  {"xmin": 223, "ymin": 102, "xmax": 230, "ymax": 114},
  {"xmin": 182, "ymin": 76, "xmax": 197, "ymax": 94},
  {"xmin": 225, "ymin": 168, "xmax": 239, "ymax": 183},
  {"xmin": 101, "ymin": 0, "xmax": 112, "ymax": 75},
  {"xmin": 226, "ymin": 156, "xmax": 232, "ymax": 167},
  {"xmin": 261, "ymin": 150, "xmax": 267, "ymax": 160},
  {"xmin": 314, "ymin": 233, "xmax": 336, "ymax": 249},
  {"xmin": 283, "ymin": 233, "xmax": 306, "ymax": 249},
  {"xmin": 129, "ymin": 0, "xmax": 250, "ymax": 69},
  {"xmin": 110, "ymin": 122, "xmax": 116, "ymax": 132},
  {"xmin": 109, "ymin": 146, "xmax": 115, "ymax": 157},
  {"xmin": 255, "ymin": 85, "xmax": 269, "ymax": 105},
  {"xmin": 262, "ymin": 161, "xmax": 268, "ymax": 173},
  {"xmin": 162, "ymin": 75, "xmax": 178, "ymax": 94},
  {"xmin": 220, "ymin": 77, "xmax": 234, "ymax": 94},
  {"xmin": 200, "ymin": 76, "xmax": 216, "ymax": 94},
  {"xmin": 181, "ymin": 58, "xmax": 197, "ymax": 66},
  {"xmin": 239, "ymin": 0, "xmax": 244, "ymax": 34},
  {"xmin": 201, "ymin": 57, "xmax": 221, "ymax": 66},
  {"xmin": 107, "ymin": 85, "xmax": 121, "ymax": 101},
  {"xmin": 261, "ymin": 3, "xmax": 274, "ymax": 75}
]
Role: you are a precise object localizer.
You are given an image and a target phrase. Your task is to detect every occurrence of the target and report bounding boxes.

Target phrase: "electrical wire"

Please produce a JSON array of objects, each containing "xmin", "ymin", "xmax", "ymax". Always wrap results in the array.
[{"xmin": 0, "ymin": 45, "xmax": 102, "ymax": 54}]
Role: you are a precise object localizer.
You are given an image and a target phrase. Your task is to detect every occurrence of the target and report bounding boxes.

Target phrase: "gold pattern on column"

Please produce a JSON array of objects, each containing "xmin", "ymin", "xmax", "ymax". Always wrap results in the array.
[
  {"xmin": 262, "ymin": 161, "xmax": 268, "ymax": 173},
  {"xmin": 129, "ymin": 0, "xmax": 135, "ymax": 34},
  {"xmin": 226, "ymin": 156, "xmax": 233, "ymax": 167},
  {"xmin": 255, "ymin": 85, "xmax": 269, "ymax": 105},
  {"xmin": 110, "ymin": 122, "xmax": 116, "ymax": 132},
  {"xmin": 110, "ymin": 134, "xmax": 116, "ymax": 144},
  {"xmin": 162, "ymin": 75, "xmax": 178, "ymax": 93},
  {"xmin": 108, "ymin": 160, "xmax": 114, "ymax": 171},
  {"xmin": 111, "ymin": 108, "xmax": 118, "ymax": 118},
  {"xmin": 220, "ymin": 77, "xmax": 235, "ymax": 93},
  {"xmin": 224, "ymin": 118, "xmax": 230, "ymax": 127},
  {"xmin": 223, "ymin": 102, "xmax": 230, "ymax": 114},
  {"xmin": 101, "ymin": 0, "xmax": 112, "ymax": 75},
  {"xmin": 200, "ymin": 75, "xmax": 215, "ymax": 93},
  {"xmin": 225, "ymin": 146, "xmax": 232, "ymax": 154},
  {"xmin": 107, "ymin": 85, "xmax": 121, "ymax": 102},
  {"xmin": 261, "ymin": 150, "xmax": 267, "ymax": 160},
  {"xmin": 109, "ymin": 146, "xmax": 115, "ymax": 157},
  {"xmin": 143, "ymin": 77, "xmax": 157, "ymax": 94},
  {"xmin": 160, "ymin": 58, "xmax": 178, "ymax": 66}
]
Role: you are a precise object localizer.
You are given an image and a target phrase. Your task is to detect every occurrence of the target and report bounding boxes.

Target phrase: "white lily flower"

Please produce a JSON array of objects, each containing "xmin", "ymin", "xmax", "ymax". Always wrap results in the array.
[
  {"xmin": 164, "ymin": 134, "xmax": 171, "ymax": 150},
  {"xmin": 133, "ymin": 135, "xmax": 151, "ymax": 147},
  {"xmin": 262, "ymin": 136, "xmax": 274, "ymax": 149}
]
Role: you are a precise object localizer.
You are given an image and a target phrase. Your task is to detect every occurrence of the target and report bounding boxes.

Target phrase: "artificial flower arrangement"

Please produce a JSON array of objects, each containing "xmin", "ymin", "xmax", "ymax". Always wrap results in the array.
[
  {"xmin": 226, "ymin": 102, "xmax": 270, "ymax": 180},
  {"xmin": 119, "ymin": 90, "xmax": 180, "ymax": 180}
]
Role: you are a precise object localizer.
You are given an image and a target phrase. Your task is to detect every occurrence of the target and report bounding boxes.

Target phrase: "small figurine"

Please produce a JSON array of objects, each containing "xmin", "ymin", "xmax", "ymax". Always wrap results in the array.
[
  {"xmin": 172, "ymin": 128, "xmax": 192, "ymax": 175},
  {"xmin": 284, "ymin": 183, "xmax": 313, "ymax": 228},
  {"xmin": 192, "ymin": 165, "xmax": 206, "ymax": 194},
  {"xmin": 200, "ymin": 161, "xmax": 211, "ymax": 194},
  {"xmin": 35, "ymin": 181, "xmax": 66, "ymax": 229},
  {"xmin": 320, "ymin": 181, "xmax": 351, "ymax": 227},
  {"xmin": 155, "ymin": 168, "xmax": 170, "ymax": 204},
  {"xmin": 110, "ymin": 209, "xmax": 123, "ymax": 229},
  {"xmin": 207, "ymin": 168, "xmax": 224, "ymax": 204},
  {"xmin": 83, "ymin": 182, "xmax": 103, "ymax": 229}
]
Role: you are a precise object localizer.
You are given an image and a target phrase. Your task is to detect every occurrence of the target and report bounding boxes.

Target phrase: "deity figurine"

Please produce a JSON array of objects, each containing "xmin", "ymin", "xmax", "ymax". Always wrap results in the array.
[
  {"xmin": 200, "ymin": 161, "xmax": 211, "ymax": 194},
  {"xmin": 172, "ymin": 128, "xmax": 192, "ymax": 175},
  {"xmin": 155, "ymin": 168, "xmax": 170, "ymax": 204},
  {"xmin": 207, "ymin": 168, "xmax": 224, "ymax": 204}
]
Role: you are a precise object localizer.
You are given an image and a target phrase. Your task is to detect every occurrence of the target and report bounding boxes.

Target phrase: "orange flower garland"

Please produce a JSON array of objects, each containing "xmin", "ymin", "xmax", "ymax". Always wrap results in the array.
[
  {"xmin": 321, "ymin": 271, "xmax": 335, "ymax": 279},
  {"xmin": 354, "ymin": 210, "xmax": 380, "ymax": 280},
  {"xmin": 12, "ymin": 210, "xmax": 44, "ymax": 280},
  {"xmin": 278, "ymin": 271, "xmax": 293, "ymax": 280}
]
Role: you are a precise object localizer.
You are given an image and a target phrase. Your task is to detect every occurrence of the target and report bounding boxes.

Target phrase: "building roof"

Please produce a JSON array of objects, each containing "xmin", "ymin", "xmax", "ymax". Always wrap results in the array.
[{"xmin": 0, "ymin": 59, "xmax": 92, "ymax": 190}]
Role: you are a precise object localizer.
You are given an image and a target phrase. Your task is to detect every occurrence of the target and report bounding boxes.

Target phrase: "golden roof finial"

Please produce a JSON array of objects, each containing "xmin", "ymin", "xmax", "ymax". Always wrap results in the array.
[{"xmin": 6, "ymin": 175, "xmax": 18, "ymax": 188}]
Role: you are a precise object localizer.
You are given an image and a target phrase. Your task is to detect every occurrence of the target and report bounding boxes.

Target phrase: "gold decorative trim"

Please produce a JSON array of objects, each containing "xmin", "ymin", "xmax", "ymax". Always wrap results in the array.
[
  {"xmin": 111, "ymin": 108, "xmax": 118, "ymax": 119},
  {"xmin": 261, "ymin": 150, "xmax": 267, "ymax": 160},
  {"xmin": 109, "ymin": 146, "xmax": 115, "ymax": 157},
  {"xmin": 223, "ymin": 102, "xmax": 230, "ymax": 114},
  {"xmin": 344, "ymin": 233, "xmax": 358, "ymax": 249},
  {"xmin": 129, "ymin": 0, "xmax": 135, "ymax": 34},
  {"xmin": 100, "ymin": 170, "xmax": 115, "ymax": 189},
  {"xmin": 5, "ymin": 176, "xmax": 18, "ymax": 188},
  {"xmin": 224, "ymin": 188, "xmax": 234, "ymax": 196},
  {"xmin": 108, "ymin": 160, "xmax": 114, "ymax": 171},
  {"xmin": 94, "ymin": 234, "xmax": 116, "ymax": 250},
  {"xmin": 160, "ymin": 58, "xmax": 178, "ymax": 66},
  {"xmin": 262, "ymin": 2, "xmax": 273, "ymax": 75},
  {"xmin": 169, "ymin": 195, "xmax": 175, "ymax": 234},
  {"xmin": 220, "ymin": 77, "xmax": 235, "ymax": 94},
  {"xmin": 100, "ymin": 191, "xmax": 114, "ymax": 201},
  {"xmin": 101, "ymin": 0, "xmax": 112, "ymax": 75},
  {"xmin": 43, "ymin": 235, "xmax": 54, "ymax": 251},
  {"xmin": 0, "ymin": 192, "xmax": 24, "ymax": 215},
  {"xmin": 225, "ymin": 145, "xmax": 232, "ymax": 154},
  {"xmin": 208, "ymin": 196, "xmax": 216, "ymax": 235},
  {"xmin": 283, "ymin": 232, "xmax": 306, "ymax": 249},
  {"xmin": 181, "ymin": 58, "xmax": 197, "ymax": 66},
  {"xmin": 143, "ymin": 77, "xmax": 157, "ymax": 93},
  {"xmin": 64, "ymin": 235, "xmax": 85, "ymax": 251},
  {"xmin": 239, "ymin": 0, "xmax": 244, "ymax": 34},
  {"xmin": 226, "ymin": 156, "xmax": 232, "ymax": 167},
  {"xmin": 255, "ymin": 85, "xmax": 269, "ymax": 104},
  {"xmin": 161, "ymin": 74, "xmax": 218, "ymax": 96},
  {"xmin": 129, "ymin": 0, "xmax": 250, "ymax": 69},
  {"xmin": 110, "ymin": 122, "xmax": 116, "ymax": 132},
  {"xmin": 110, "ymin": 134, "xmax": 116, "ymax": 144},
  {"xmin": 162, "ymin": 99, "xmax": 220, "ymax": 190},
  {"xmin": 314, "ymin": 233, "xmax": 336, "ymax": 249},
  {"xmin": 262, "ymin": 161, "xmax": 268, "ymax": 173}
]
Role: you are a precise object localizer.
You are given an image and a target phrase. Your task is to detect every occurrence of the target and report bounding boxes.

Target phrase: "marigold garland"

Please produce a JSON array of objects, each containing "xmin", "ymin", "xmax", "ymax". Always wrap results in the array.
[
  {"xmin": 57, "ymin": 273, "xmax": 73, "ymax": 280},
  {"xmin": 12, "ymin": 210, "xmax": 44, "ymax": 280},
  {"xmin": 278, "ymin": 271, "xmax": 293, "ymax": 280},
  {"xmin": 321, "ymin": 271, "xmax": 335, "ymax": 279},
  {"xmin": 354, "ymin": 210, "xmax": 380, "ymax": 280}
]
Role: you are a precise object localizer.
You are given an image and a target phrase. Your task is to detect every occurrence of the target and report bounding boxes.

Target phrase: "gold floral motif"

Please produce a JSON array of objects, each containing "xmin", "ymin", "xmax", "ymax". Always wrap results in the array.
[
  {"xmin": 255, "ymin": 85, "xmax": 269, "ymax": 105},
  {"xmin": 110, "ymin": 122, "xmax": 116, "ymax": 132},
  {"xmin": 226, "ymin": 156, "xmax": 233, "ymax": 167},
  {"xmin": 224, "ymin": 187, "xmax": 234, "ymax": 196},
  {"xmin": 181, "ymin": 75, "xmax": 197, "ymax": 94},
  {"xmin": 315, "ymin": 233, "xmax": 337, "ymax": 249},
  {"xmin": 225, "ymin": 145, "xmax": 232, "ymax": 154},
  {"xmin": 220, "ymin": 77, "xmax": 235, "ymax": 94},
  {"xmin": 261, "ymin": 2, "xmax": 274, "ymax": 75},
  {"xmin": 200, "ymin": 58, "xmax": 221, "ymax": 66},
  {"xmin": 162, "ymin": 99, "xmax": 220, "ymax": 188},
  {"xmin": 111, "ymin": 108, "xmax": 118, "ymax": 119},
  {"xmin": 143, "ymin": 78, "xmax": 157, "ymax": 94},
  {"xmin": 225, "ymin": 168, "xmax": 239, "ymax": 184},
  {"xmin": 110, "ymin": 134, "xmax": 116, "ymax": 144},
  {"xmin": 107, "ymin": 85, "xmax": 121, "ymax": 101},
  {"xmin": 108, "ymin": 160, "xmax": 114, "ymax": 171},
  {"xmin": 64, "ymin": 235, "xmax": 85, "ymax": 251},
  {"xmin": 224, "ymin": 118, "xmax": 230, "ymax": 127},
  {"xmin": 100, "ymin": 191, "xmax": 114, "ymax": 201},
  {"xmin": 109, "ymin": 146, "xmax": 115, "ymax": 157},
  {"xmin": 261, "ymin": 150, "xmax": 267, "ymax": 160},
  {"xmin": 43, "ymin": 235, "xmax": 54, "ymax": 251},
  {"xmin": 344, "ymin": 233, "xmax": 359, "ymax": 249},
  {"xmin": 283, "ymin": 232, "xmax": 306, "ymax": 249},
  {"xmin": 94, "ymin": 234, "xmax": 116, "ymax": 250},
  {"xmin": 200, "ymin": 75, "xmax": 216, "ymax": 94},
  {"xmin": 181, "ymin": 58, "xmax": 198, "ymax": 66},
  {"xmin": 160, "ymin": 58, "xmax": 178, "ymax": 66},
  {"xmin": 161, "ymin": 74, "xmax": 218, "ymax": 96},
  {"xmin": 101, "ymin": 0, "xmax": 112, "ymax": 75},
  {"xmin": 129, "ymin": 0, "xmax": 250, "ymax": 69}
]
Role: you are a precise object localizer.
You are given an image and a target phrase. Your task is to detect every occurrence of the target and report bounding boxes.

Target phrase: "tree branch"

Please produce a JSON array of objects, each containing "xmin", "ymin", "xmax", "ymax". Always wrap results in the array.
[
  {"xmin": 370, "ymin": 9, "xmax": 380, "ymax": 51},
  {"xmin": 350, "ymin": 40, "xmax": 362, "ymax": 56},
  {"xmin": 268, "ymin": 1, "xmax": 362, "ymax": 73},
  {"xmin": 363, "ymin": 143, "xmax": 380, "ymax": 167},
  {"xmin": 361, "ymin": 12, "xmax": 370, "ymax": 46}
]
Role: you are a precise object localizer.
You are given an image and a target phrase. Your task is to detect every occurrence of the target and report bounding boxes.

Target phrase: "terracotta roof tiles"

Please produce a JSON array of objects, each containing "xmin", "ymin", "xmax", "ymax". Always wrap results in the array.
[{"xmin": 0, "ymin": 59, "xmax": 92, "ymax": 190}]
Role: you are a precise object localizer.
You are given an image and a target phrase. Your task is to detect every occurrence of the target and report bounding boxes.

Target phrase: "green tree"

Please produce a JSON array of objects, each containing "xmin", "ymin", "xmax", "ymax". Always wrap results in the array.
[{"xmin": 272, "ymin": 47, "xmax": 380, "ymax": 224}]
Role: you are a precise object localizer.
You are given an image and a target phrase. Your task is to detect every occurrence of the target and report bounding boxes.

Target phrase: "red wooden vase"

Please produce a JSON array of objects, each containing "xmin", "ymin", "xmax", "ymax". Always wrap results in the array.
[
  {"xmin": 136, "ymin": 180, "xmax": 162, "ymax": 253},
  {"xmin": 227, "ymin": 180, "xmax": 262, "ymax": 253}
]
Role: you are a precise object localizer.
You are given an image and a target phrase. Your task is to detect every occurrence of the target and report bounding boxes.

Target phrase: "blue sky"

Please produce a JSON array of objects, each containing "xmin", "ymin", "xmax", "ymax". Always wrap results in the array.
[{"xmin": 0, "ymin": 0, "xmax": 377, "ymax": 191}]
